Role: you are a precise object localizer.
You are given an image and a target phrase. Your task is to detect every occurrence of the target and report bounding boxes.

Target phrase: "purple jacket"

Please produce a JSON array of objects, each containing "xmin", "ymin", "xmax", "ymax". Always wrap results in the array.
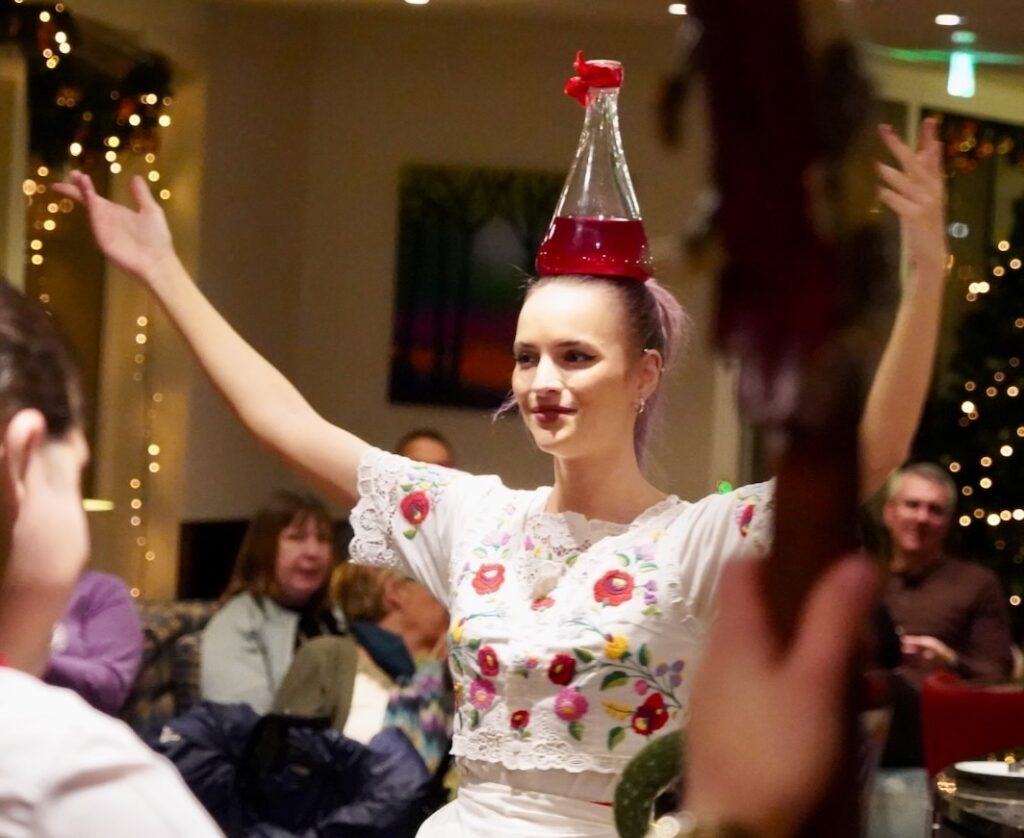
[{"xmin": 44, "ymin": 571, "xmax": 144, "ymax": 715}]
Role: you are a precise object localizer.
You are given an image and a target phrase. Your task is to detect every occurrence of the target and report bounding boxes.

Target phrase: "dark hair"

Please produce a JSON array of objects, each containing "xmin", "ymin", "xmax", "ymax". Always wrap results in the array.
[
  {"xmin": 396, "ymin": 428, "xmax": 453, "ymax": 459},
  {"xmin": 0, "ymin": 279, "xmax": 83, "ymax": 437},
  {"xmin": 221, "ymin": 490, "xmax": 334, "ymax": 611},
  {"xmin": 501, "ymin": 274, "xmax": 690, "ymax": 461}
]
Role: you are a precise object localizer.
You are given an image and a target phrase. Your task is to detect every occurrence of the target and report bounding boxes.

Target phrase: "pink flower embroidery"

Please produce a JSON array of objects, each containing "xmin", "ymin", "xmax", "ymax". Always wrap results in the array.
[
  {"xmin": 631, "ymin": 693, "xmax": 669, "ymax": 736},
  {"xmin": 477, "ymin": 646, "xmax": 500, "ymax": 677},
  {"xmin": 472, "ymin": 563, "xmax": 505, "ymax": 594},
  {"xmin": 468, "ymin": 678, "xmax": 496, "ymax": 710},
  {"xmin": 633, "ymin": 679, "xmax": 650, "ymax": 696},
  {"xmin": 510, "ymin": 709, "xmax": 530, "ymax": 730},
  {"xmin": 738, "ymin": 503, "xmax": 755, "ymax": 536},
  {"xmin": 400, "ymin": 491, "xmax": 430, "ymax": 526},
  {"xmin": 593, "ymin": 570, "xmax": 635, "ymax": 606},
  {"xmin": 554, "ymin": 687, "xmax": 589, "ymax": 721},
  {"xmin": 548, "ymin": 653, "xmax": 576, "ymax": 686}
]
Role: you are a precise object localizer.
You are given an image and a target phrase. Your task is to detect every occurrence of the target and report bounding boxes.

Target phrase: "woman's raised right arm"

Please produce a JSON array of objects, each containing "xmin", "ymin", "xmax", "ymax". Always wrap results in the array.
[{"xmin": 55, "ymin": 172, "xmax": 369, "ymax": 506}]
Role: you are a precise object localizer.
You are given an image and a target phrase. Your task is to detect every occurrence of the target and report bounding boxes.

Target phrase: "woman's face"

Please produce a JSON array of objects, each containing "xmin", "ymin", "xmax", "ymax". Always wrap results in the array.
[
  {"xmin": 512, "ymin": 281, "xmax": 651, "ymax": 461},
  {"xmin": 273, "ymin": 513, "xmax": 333, "ymax": 608}
]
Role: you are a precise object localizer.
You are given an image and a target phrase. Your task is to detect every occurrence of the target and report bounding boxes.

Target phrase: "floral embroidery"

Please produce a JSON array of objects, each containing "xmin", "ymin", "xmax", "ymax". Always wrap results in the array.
[
  {"xmin": 604, "ymin": 634, "xmax": 629, "ymax": 660},
  {"xmin": 478, "ymin": 646, "xmax": 500, "ymax": 677},
  {"xmin": 400, "ymin": 491, "xmax": 430, "ymax": 526},
  {"xmin": 468, "ymin": 678, "xmax": 496, "ymax": 710},
  {"xmin": 738, "ymin": 503, "xmax": 755, "ymax": 536},
  {"xmin": 450, "ymin": 618, "xmax": 466, "ymax": 645},
  {"xmin": 548, "ymin": 654, "xmax": 576, "ymax": 685},
  {"xmin": 472, "ymin": 563, "xmax": 506, "ymax": 594},
  {"xmin": 531, "ymin": 596, "xmax": 555, "ymax": 611},
  {"xmin": 557, "ymin": 688, "xmax": 589, "ymax": 729},
  {"xmin": 394, "ymin": 462, "xmax": 453, "ymax": 540},
  {"xmin": 602, "ymin": 700, "xmax": 633, "ymax": 721},
  {"xmin": 631, "ymin": 693, "xmax": 669, "ymax": 735},
  {"xmin": 510, "ymin": 709, "xmax": 531, "ymax": 738},
  {"xmin": 593, "ymin": 569, "xmax": 635, "ymax": 606}
]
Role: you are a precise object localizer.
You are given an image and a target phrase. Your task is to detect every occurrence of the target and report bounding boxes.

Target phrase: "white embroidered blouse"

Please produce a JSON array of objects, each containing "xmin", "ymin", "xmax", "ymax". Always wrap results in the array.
[{"xmin": 350, "ymin": 447, "xmax": 773, "ymax": 777}]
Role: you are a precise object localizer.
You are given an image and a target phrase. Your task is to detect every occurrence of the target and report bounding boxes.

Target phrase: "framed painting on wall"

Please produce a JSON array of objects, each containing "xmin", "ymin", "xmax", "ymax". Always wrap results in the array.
[{"xmin": 389, "ymin": 164, "xmax": 563, "ymax": 409}]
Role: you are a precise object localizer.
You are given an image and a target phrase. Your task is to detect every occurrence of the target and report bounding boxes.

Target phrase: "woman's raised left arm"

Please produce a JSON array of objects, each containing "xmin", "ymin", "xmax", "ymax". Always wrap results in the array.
[{"xmin": 860, "ymin": 117, "xmax": 949, "ymax": 498}]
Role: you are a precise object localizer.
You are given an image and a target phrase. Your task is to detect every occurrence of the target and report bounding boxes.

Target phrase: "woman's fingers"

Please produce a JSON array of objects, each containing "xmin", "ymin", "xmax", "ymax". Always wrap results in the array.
[
  {"xmin": 878, "ymin": 187, "xmax": 916, "ymax": 218},
  {"xmin": 129, "ymin": 175, "xmax": 158, "ymax": 213}
]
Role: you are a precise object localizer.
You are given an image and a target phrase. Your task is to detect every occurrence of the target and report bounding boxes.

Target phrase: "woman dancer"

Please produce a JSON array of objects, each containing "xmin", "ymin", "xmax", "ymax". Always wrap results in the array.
[{"xmin": 57, "ymin": 115, "xmax": 947, "ymax": 835}]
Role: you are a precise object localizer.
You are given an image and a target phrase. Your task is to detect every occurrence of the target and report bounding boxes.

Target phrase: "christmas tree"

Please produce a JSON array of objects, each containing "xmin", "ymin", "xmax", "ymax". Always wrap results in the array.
[{"xmin": 914, "ymin": 194, "xmax": 1024, "ymax": 613}]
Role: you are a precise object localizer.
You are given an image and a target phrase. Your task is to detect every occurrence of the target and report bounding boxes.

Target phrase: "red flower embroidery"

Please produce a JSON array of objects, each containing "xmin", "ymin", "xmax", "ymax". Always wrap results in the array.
[
  {"xmin": 510, "ymin": 709, "xmax": 530, "ymax": 730},
  {"xmin": 472, "ymin": 563, "xmax": 505, "ymax": 594},
  {"xmin": 548, "ymin": 653, "xmax": 576, "ymax": 685},
  {"xmin": 531, "ymin": 596, "xmax": 555, "ymax": 611},
  {"xmin": 631, "ymin": 692, "xmax": 669, "ymax": 736},
  {"xmin": 477, "ymin": 646, "xmax": 500, "ymax": 677},
  {"xmin": 738, "ymin": 503, "xmax": 755, "ymax": 537},
  {"xmin": 593, "ymin": 570, "xmax": 635, "ymax": 606},
  {"xmin": 400, "ymin": 491, "xmax": 430, "ymax": 526}
]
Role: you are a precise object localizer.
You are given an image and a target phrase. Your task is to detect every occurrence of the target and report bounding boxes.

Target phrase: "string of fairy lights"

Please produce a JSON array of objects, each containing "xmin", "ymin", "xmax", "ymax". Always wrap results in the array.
[{"xmin": 15, "ymin": 0, "xmax": 174, "ymax": 600}]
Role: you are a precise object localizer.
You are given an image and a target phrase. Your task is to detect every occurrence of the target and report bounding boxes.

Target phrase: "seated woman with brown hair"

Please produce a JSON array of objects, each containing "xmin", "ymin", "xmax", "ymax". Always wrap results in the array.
[
  {"xmin": 200, "ymin": 491, "xmax": 356, "ymax": 729},
  {"xmin": 333, "ymin": 562, "xmax": 452, "ymax": 773}
]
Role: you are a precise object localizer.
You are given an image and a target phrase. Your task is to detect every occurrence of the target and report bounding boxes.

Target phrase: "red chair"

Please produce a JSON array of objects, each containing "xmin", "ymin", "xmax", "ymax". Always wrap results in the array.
[{"xmin": 920, "ymin": 671, "xmax": 1024, "ymax": 777}]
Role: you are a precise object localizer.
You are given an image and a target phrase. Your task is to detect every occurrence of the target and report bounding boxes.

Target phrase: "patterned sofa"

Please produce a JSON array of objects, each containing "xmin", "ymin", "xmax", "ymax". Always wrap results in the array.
[{"xmin": 120, "ymin": 599, "xmax": 218, "ymax": 734}]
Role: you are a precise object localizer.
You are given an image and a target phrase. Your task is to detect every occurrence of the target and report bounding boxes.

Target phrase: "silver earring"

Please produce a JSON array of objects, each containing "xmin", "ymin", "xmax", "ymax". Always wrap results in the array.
[{"xmin": 635, "ymin": 399, "xmax": 646, "ymax": 415}]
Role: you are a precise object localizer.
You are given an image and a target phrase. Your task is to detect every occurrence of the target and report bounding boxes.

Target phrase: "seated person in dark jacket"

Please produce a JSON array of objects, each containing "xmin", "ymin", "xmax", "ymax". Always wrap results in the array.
[
  {"xmin": 880, "ymin": 462, "xmax": 1013, "ymax": 767},
  {"xmin": 201, "ymin": 490, "xmax": 356, "ymax": 730}
]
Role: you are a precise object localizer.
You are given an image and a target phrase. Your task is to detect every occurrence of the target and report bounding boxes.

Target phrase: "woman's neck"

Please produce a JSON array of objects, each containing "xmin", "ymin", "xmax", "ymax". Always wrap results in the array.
[{"xmin": 548, "ymin": 448, "xmax": 665, "ymax": 524}]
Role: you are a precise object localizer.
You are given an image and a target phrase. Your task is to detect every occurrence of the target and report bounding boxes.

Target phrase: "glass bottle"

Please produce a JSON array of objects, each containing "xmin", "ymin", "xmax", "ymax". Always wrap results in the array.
[{"xmin": 536, "ymin": 54, "xmax": 653, "ymax": 281}]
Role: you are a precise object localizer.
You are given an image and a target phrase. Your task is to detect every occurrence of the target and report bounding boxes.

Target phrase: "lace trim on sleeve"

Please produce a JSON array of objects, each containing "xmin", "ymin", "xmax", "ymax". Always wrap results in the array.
[{"xmin": 349, "ymin": 447, "xmax": 404, "ymax": 569}]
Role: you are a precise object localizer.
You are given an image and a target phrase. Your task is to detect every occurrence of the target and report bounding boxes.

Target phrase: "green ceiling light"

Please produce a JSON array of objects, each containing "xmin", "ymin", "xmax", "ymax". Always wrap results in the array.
[
  {"xmin": 951, "ymin": 30, "xmax": 977, "ymax": 45},
  {"xmin": 948, "ymin": 51, "xmax": 976, "ymax": 98}
]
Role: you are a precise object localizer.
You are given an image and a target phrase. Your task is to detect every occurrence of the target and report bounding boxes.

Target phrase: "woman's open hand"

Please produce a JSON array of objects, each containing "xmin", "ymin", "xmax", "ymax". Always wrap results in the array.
[
  {"xmin": 52, "ymin": 172, "xmax": 175, "ymax": 285},
  {"xmin": 876, "ymin": 117, "xmax": 949, "ymax": 292}
]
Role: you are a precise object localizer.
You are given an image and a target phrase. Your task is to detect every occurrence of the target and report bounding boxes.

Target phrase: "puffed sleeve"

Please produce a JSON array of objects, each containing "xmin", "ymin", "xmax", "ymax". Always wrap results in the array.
[
  {"xmin": 678, "ymin": 478, "xmax": 776, "ymax": 622},
  {"xmin": 348, "ymin": 447, "xmax": 500, "ymax": 605}
]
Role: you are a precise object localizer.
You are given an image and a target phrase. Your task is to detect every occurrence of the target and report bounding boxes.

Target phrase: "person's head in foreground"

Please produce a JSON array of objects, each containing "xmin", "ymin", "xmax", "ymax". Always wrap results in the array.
[
  {"xmin": 0, "ymin": 279, "xmax": 88, "ymax": 675},
  {"xmin": 882, "ymin": 462, "xmax": 956, "ymax": 567},
  {"xmin": 396, "ymin": 428, "xmax": 455, "ymax": 468},
  {"xmin": 511, "ymin": 274, "xmax": 687, "ymax": 465},
  {"xmin": 223, "ymin": 490, "xmax": 335, "ymax": 612}
]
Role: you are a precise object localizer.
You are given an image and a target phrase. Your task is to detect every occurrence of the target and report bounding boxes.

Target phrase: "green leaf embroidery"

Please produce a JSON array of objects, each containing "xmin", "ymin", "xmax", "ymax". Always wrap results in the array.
[
  {"xmin": 568, "ymin": 720, "xmax": 585, "ymax": 741},
  {"xmin": 472, "ymin": 547, "xmax": 488, "ymax": 559},
  {"xmin": 402, "ymin": 527, "xmax": 418, "ymax": 540},
  {"xmin": 601, "ymin": 671, "xmax": 629, "ymax": 691},
  {"xmin": 565, "ymin": 554, "xmax": 579, "ymax": 567},
  {"xmin": 399, "ymin": 483, "xmax": 414, "ymax": 492},
  {"xmin": 607, "ymin": 726, "xmax": 626, "ymax": 750},
  {"xmin": 616, "ymin": 553, "xmax": 631, "ymax": 568},
  {"xmin": 574, "ymin": 647, "xmax": 595, "ymax": 663},
  {"xmin": 467, "ymin": 638, "xmax": 482, "ymax": 651},
  {"xmin": 469, "ymin": 709, "xmax": 480, "ymax": 729},
  {"xmin": 638, "ymin": 644, "xmax": 650, "ymax": 667},
  {"xmin": 641, "ymin": 605, "xmax": 663, "ymax": 617},
  {"xmin": 451, "ymin": 656, "xmax": 464, "ymax": 675},
  {"xmin": 638, "ymin": 562, "xmax": 659, "ymax": 573}
]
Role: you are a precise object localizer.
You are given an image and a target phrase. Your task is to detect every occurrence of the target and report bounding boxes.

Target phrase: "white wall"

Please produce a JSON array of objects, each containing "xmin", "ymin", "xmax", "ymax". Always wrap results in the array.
[{"xmin": 182, "ymin": 4, "xmax": 724, "ymax": 526}]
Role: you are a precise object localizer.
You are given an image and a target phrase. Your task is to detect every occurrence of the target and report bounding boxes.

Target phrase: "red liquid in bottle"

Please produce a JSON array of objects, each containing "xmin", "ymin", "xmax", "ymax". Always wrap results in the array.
[{"xmin": 535, "ymin": 216, "xmax": 653, "ymax": 281}]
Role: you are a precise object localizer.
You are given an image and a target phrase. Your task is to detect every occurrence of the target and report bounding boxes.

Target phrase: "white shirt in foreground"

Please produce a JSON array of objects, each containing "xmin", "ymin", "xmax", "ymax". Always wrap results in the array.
[{"xmin": 0, "ymin": 667, "xmax": 222, "ymax": 837}]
